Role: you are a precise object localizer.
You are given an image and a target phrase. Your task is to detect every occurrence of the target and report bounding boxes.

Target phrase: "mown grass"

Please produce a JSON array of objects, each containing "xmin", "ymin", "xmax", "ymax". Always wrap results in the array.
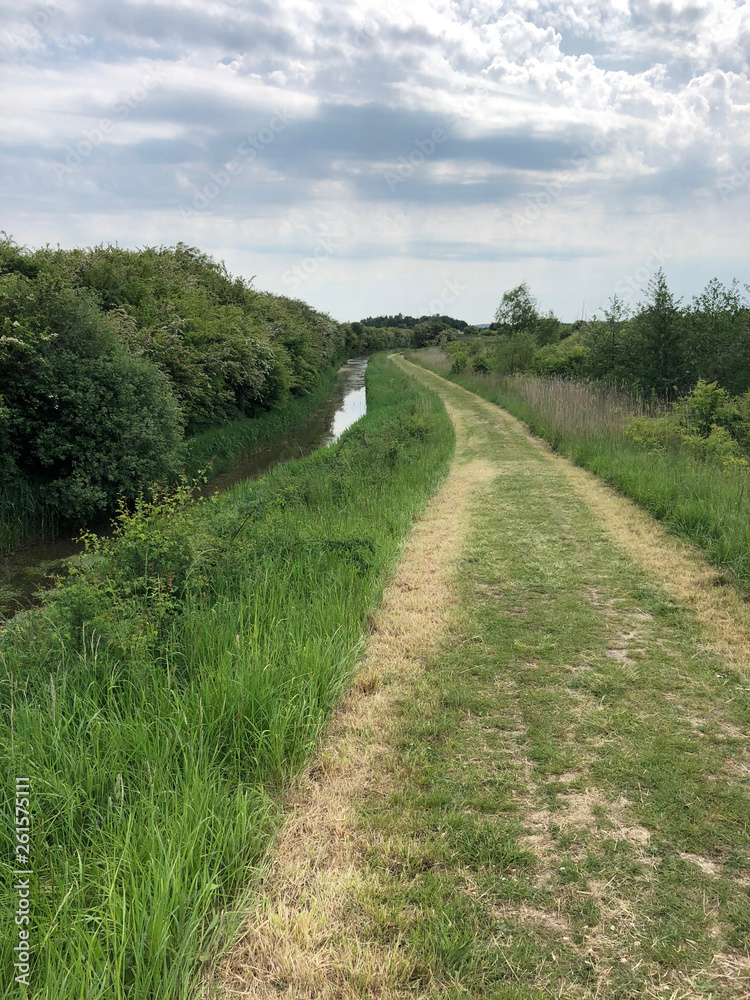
[
  {"xmin": 408, "ymin": 348, "xmax": 750, "ymax": 587},
  {"xmin": 0, "ymin": 354, "xmax": 454, "ymax": 999},
  {"xmin": 353, "ymin": 368, "xmax": 750, "ymax": 998}
]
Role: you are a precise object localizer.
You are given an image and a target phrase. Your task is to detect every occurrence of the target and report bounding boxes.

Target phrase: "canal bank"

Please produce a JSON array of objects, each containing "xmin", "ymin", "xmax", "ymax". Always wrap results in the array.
[
  {"xmin": 0, "ymin": 357, "xmax": 369, "ymax": 618},
  {"xmin": 0, "ymin": 354, "xmax": 455, "ymax": 1000}
]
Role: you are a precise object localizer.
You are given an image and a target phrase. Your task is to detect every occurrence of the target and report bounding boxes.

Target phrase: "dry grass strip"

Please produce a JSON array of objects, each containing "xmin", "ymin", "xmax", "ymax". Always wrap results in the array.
[
  {"xmin": 402, "ymin": 360, "xmax": 750, "ymax": 675},
  {"xmin": 209, "ymin": 379, "xmax": 495, "ymax": 998}
]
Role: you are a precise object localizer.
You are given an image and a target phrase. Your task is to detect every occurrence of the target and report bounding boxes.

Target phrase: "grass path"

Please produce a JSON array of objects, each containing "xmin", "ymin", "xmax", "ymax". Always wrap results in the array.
[{"xmin": 213, "ymin": 360, "xmax": 750, "ymax": 1000}]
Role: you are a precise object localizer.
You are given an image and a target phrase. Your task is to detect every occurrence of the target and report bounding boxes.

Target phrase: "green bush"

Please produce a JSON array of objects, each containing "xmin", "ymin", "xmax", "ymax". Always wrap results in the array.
[
  {"xmin": 450, "ymin": 351, "xmax": 469, "ymax": 373},
  {"xmin": 1, "ymin": 239, "xmax": 411, "ymax": 542},
  {"xmin": 625, "ymin": 380, "xmax": 750, "ymax": 470},
  {"xmin": 491, "ymin": 331, "xmax": 537, "ymax": 375},
  {"xmin": 532, "ymin": 338, "xmax": 589, "ymax": 377},
  {"xmin": 0, "ymin": 273, "xmax": 184, "ymax": 523}
]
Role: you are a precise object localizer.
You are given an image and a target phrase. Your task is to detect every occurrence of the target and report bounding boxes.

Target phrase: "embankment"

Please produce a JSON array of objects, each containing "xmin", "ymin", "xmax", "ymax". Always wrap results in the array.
[{"xmin": 0, "ymin": 354, "xmax": 453, "ymax": 999}]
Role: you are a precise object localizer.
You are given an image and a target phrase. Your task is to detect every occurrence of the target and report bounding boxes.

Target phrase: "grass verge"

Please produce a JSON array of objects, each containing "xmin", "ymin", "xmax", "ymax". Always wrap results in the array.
[
  {"xmin": 0, "ymin": 354, "xmax": 454, "ymax": 999},
  {"xmin": 407, "ymin": 349, "xmax": 750, "ymax": 588},
  {"xmin": 253, "ymin": 362, "xmax": 749, "ymax": 999}
]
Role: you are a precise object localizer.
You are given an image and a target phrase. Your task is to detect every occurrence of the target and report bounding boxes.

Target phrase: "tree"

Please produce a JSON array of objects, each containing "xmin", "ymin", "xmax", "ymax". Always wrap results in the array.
[
  {"xmin": 412, "ymin": 318, "xmax": 449, "ymax": 347},
  {"xmin": 683, "ymin": 279, "xmax": 750, "ymax": 394},
  {"xmin": 492, "ymin": 330, "xmax": 537, "ymax": 374},
  {"xmin": 635, "ymin": 269, "xmax": 683, "ymax": 393},
  {"xmin": 494, "ymin": 281, "xmax": 539, "ymax": 335},
  {"xmin": 583, "ymin": 295, "xmax": 638, "ymax": 385},
  {"xmin": 535, "ymin": 310, "xmax": 562, "ymax": 346}
]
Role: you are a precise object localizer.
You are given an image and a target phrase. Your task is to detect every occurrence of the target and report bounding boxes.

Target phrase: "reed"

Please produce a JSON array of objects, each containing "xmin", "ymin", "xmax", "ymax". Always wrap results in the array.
[{"xmin": 0, "ymin": 481, "xmax": 59, "ymax": 551}]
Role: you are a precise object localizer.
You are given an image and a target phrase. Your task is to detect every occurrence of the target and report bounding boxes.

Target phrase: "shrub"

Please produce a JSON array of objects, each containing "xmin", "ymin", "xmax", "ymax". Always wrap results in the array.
[
  {"xmin": 1, "ymin": 239, "xmax": 402, "ymax": 539},
  {"xmin": 491, "ymin": 331, "xmax": 537, "ymax": 375},
  {"xmin": 0, "ymin": 276, "xmax": 184, "ymax": 523},
  {"xmin": 450, "ymin": 351, "xmax": 469, "ymax": 373}
]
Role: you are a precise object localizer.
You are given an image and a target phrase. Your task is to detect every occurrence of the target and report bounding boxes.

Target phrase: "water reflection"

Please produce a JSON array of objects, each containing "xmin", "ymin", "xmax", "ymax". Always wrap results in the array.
[
  {"xmin": 0, "ymin": 357, "xmax": 370, "ymax": 616},
  {"xmin": 204, "ymin": 356, "xmax": 369, "ymax": 492},
  {"xmin": 329, "ymin": 380, "xmax": 367, "ymax": 444}
]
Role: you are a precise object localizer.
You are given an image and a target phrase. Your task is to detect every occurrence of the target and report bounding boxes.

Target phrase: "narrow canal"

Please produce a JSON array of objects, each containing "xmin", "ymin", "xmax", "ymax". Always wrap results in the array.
[{"xmin": 0, "ymin": 357, "xmax": 369, "ymax": 617}]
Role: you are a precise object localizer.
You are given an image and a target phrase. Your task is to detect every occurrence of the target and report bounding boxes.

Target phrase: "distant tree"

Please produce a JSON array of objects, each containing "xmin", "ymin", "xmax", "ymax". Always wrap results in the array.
[
  {"xmin": 494, "ymin": 282, "xmax": 539, "ymax": 335},
  {"xmin": 635, "ymin": 269, "xmax": 683, "ymax": 393},
  {"xmin": 412, "ymin": 317, "xmax": 450, "ymax": 347},
  {"xmin": 361, "ymin": 313, "xmax": 411, "ymax": 329},
  {"xmin": 583, "ymin": 295, "xmax": 637, "ymax": 384},
  {"xmin": 491, "ymin": 330, "xmax": 537, "ymax": 374},
  {"xmin": 535, "ymin": 310, "xmax": 562, "ymax": 346}
]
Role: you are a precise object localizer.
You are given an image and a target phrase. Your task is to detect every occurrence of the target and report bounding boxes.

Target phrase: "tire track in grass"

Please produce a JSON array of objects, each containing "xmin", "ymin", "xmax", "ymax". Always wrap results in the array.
[
  {"xmin": 406, "ymin": 358, "xmax": 750, "ymax": 675},
  {"xmin": 212, "ymin": 360, "xmax": 750, "ymax": 999},
  {"xmin": 210, "ymin": 382, "xmax": 496, "ymax": 999}
]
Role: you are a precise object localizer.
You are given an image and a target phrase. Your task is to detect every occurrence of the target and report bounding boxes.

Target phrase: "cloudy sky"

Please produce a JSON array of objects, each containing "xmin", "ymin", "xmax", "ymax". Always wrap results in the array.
[{"xmin": 1, "ymin": 0, "xmax": 748, "ymax": 322}]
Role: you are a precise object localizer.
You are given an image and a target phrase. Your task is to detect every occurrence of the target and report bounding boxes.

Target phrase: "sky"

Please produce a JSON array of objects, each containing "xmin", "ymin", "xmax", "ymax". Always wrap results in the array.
[{"xmin": 1, "ymin": 0, "xmax": 749, "ymax": 323}]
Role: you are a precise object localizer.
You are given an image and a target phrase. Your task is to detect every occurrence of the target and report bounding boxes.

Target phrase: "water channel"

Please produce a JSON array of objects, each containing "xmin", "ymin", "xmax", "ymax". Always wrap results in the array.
[{"xmin": 0, "ymin": 356, "xmax": 369, "ymax": 618}]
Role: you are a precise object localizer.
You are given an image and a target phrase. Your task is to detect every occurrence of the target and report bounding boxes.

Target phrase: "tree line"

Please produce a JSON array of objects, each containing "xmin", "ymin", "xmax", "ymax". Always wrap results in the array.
[
  {"xmin": 446, "ymin": 273, "xmax": 750, "ymax": 397},
  {"xmin": 0, "ymin": 240, "xmax": 403, "ymax": 527}
]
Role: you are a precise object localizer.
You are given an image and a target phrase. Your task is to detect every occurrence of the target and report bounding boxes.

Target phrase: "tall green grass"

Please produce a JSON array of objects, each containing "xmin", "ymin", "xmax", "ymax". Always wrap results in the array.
[
  {"xmin": 0, "ymin": 480, "xmax": 59, "ymax": 552},
  {"xmin": 181, "ymin": 361, "xmax": 344, "ymax": 479},
  {"xmin": 409, "ymin": 348, "xmax": 750, "ymax": 586},
  {"xmin": 0, "ymin": 355, "xmax": 454, "ymax": 999}
]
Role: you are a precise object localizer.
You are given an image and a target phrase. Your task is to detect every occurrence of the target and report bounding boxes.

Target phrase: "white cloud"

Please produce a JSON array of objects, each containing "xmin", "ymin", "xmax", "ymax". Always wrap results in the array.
[{"xmin": 0, "ymin": 0, "xmax": 747, "ymax": 319}]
